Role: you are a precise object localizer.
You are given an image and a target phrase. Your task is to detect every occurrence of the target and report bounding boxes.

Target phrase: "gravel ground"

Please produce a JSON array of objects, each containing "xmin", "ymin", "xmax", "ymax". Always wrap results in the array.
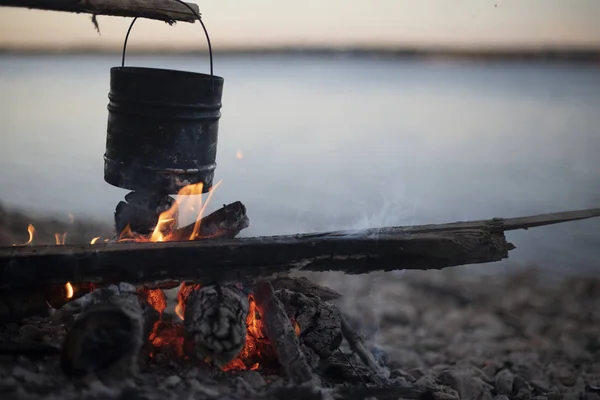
[{"xmin": 312, "ymin": 268, "xmax": 600, "ymax": 400}]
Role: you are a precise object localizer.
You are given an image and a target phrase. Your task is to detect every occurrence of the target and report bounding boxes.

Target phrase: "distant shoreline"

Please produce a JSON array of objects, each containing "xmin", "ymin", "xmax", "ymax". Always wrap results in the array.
[{"xmin": 2, "ymin": 46, "xmax": 600, "ymax": 63}]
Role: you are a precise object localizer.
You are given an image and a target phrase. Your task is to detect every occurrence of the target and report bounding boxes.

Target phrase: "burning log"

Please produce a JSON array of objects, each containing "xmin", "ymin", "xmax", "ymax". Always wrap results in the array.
[
  {"xmin": 169, "ymin": 201, "xmax": 249, "ymax": 241},
  {"xmin": 183, "ymin": 284, "xmax": 250, "ymax": 367},
  {"xmin": 1, "ymin": 208, "xmax": 599, "ymax": 289},
  {"xmin": 60, "ymin": 283, "xmax": 160, "ymax": 378},
  {"xmin": 254, "ymin": 281, "xmax": 313, "ymax": 384},
  {"xmin": 276, "ymin": 289, "xmax": 343, "ymax": 361}
]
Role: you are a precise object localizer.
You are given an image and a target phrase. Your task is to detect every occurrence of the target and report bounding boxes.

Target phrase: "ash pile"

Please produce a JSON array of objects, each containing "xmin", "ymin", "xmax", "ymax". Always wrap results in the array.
[{"xmin": 1, "ymin": 268, "xmax": 600, "ymax": 400}]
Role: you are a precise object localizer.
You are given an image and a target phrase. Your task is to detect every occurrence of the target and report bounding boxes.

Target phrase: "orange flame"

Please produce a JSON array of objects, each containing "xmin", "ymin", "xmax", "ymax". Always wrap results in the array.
[
  {"xmin": 111, "ymin": 180, "xmax": 224, "ymax": 244},
  {"xmin": 65, "ymin": 282, "xmax": 74, "ymax": 299},
  {"xmin": 174, "ymin": 283, "xmax": 201, "ymax": 320},
  {"xmin": 54, "ymin": 232, "xmax": 67, "ymax": 245},
  {"xmin": 236, "ymin": 149, "xmax": 243, "ymax": 160},
  {"xmin": 14, "ymin": 224, "xmax": 36, "ymax": 246},
  {"xmin": 90, "ymin": 236, "xmax": 100, "ymax": 244}
]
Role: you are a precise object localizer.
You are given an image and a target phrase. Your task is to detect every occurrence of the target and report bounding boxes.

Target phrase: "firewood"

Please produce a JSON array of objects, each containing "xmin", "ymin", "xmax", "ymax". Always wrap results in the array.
[
  {"xmin": 169, "ymin": 201, "xmax": 249, "ymax": 241},
  {"xmin": 183, "ymin": 284, "xmax": 249, "ymax": 367},
  {"xmin": 275, "ymin": 289, "xmax": 343, "ymax": 360},
  {"xmin": 0, "ymin": 0, "xmax": 200, "ymax": 23},
  {"xmin": 270, "ymin": 276, "xmax": 342, "ymax": 301},
  {"xmin": 254, "ymin": 281, "xmax": 314, "ymax": 384},
  {"xmin": 60, "ymin": 283, "xmax": 160, "ymax": 378},
  {"xmin": 1, "ymin": 208, "xmax": 600, "ymax": 289},
  {"xmin": 340, "ymin": 314, "xmax": 389, "ymax": 381}
]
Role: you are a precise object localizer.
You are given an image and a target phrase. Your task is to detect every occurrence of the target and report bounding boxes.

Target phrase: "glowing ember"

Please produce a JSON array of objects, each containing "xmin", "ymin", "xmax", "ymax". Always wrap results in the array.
[
  {"xmin": 138, "ymin": 288, "xmax": 167, "ymax": 316},
  {"xmin": 293, "ymin": 319, "xmax": 301, "ymax": 337},
  {"xmin": 148, "ymin": 321, "xmax": 185, "ymax": 356},
  {"xmin": 65, "ymin": 282, "xmax": 74, "ymax": 299},
  {"xmin": 54, "ymin": 232, "xmax": 67, "ymax": 245}
]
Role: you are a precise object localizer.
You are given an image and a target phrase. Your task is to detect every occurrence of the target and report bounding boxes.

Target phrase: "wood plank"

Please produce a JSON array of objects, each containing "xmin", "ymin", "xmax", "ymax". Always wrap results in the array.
[
  {"xmin": 0, "ymin": 207, "xmax": 598, "ymax": 289},
  {"xmin": 0, "ymin": 0, "xmax": 200, "ymax": 23}
]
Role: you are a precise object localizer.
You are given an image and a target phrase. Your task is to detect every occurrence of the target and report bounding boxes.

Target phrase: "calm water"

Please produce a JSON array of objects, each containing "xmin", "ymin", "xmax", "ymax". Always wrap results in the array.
[{"xmin": 1, "ymin": 54, "xmax": 599, "ymax": 276}]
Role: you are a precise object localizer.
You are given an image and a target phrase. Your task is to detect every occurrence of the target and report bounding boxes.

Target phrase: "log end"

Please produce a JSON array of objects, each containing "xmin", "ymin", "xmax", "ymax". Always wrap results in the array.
[
  {"xmin": 60, "ymin": 304, "xmax": 142, "ymax": 378},
  {"xmin": 183, "ymin": 285, "xmax": 249, "ymax": 367}
]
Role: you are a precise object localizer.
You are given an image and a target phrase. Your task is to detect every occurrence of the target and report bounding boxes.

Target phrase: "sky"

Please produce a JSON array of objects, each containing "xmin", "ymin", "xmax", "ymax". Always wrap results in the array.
[{"xmin": 0, "ymin": 0, "xmax": 599, "ymax": 51}]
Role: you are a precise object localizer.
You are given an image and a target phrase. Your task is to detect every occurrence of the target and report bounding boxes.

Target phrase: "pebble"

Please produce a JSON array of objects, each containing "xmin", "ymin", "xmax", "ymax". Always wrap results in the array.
[
  {"xmin": 18, "ymin": 324, "xmax": 44, "ymax": 342},
  {"xmin": 495, "ymin": 369, "xmax": 515, "ymax": 395},
  {"xmin": 240, "ymin": 371, "xmax": 267, "ymax": 390},
  {"xmin": 0, "ymin": 377, "xmax": 18, "ymax": 393},
  {"xmin": 408, "ymin": 368, "xmax": 426, "ymax": 380},
  {"xmin": 162, "ymin": 375, "xmax": 181, "ymax": 388},
  {"xmin": 438, "ymin": 369, "xmax": 493, "ymax": 400},
  {"xmin": 389, "ymin": 369, "xmax": 416, "ymax": 383}
]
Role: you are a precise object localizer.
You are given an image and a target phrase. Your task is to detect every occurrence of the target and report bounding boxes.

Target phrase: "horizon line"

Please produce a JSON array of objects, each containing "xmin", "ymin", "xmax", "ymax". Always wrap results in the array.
[{"xmin": 2, "ymin": 45, "xmax": 600, "ymax": 62}]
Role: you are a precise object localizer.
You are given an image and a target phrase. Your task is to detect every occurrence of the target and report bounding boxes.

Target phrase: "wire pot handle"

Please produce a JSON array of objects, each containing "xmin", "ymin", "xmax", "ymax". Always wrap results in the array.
[{"xmin": 120, "ymin": 0, "xmax": 213, "ymax": 75}]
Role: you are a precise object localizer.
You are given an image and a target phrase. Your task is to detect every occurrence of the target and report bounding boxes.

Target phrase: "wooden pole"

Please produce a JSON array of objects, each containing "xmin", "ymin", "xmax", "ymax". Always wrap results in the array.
[
  {"xmin": 0, "ymin": 0, "xmax": 200, "ymax": 23},
  {"xmin": 0, "ymin": 208, "xmax": 599, "ymax": 289}
]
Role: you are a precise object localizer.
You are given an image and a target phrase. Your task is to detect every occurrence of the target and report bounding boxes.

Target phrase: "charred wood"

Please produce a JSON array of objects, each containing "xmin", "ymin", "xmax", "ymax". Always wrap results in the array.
[
  {"xmin": 169, "ymin": 201, "xmax": 249, "ymax": 241},
  {"xmin": 60, "ymin": 283, "xmax": 160, "ymax": 378},
  {"xmin": 1, "ymin": 208, "xmax": 599, "ymax": 289},
  {"xmin": 270, "ymin": 276, "xmax": 342, "ymax": 302},
  {"xmin": 275, "ymin": 289, "xmax": 342, "ymax": 360},
  {"xmin": 254, "ymin": 281, "xmax": 313, "ymax": 384},
  {"xmin": 340, "ymin": 314, "xmax": 389, "ymax": 382},
  {"xmin": 183, "ymin": 284, "xmax": 249, "ymax": 367},
  {"xmin": 0, "ymin": 0, "xmax": 200, "ymax": 23}
]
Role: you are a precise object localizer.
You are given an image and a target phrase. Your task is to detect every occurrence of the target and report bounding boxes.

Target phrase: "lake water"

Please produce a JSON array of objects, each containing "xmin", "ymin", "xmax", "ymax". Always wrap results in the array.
[{"xmin": 1, "ymin": 53, "xmax": 599, "ymax": 277}]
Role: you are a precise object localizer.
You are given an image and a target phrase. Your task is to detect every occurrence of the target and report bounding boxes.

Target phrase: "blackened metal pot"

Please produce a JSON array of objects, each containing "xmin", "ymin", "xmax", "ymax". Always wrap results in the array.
[{"xmin": 104, "ymin": 3, "xmax": 223, "ymax": 194}]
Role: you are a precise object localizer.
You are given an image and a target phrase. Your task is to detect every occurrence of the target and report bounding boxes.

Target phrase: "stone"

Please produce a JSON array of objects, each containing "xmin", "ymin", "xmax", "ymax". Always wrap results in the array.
[
  {"xmin": 495, "ymin": 369, "xmax": 515, "ymax": 395},
  {"xmin": 493, "ymin": 396, "xmax": 510, "ymax": 400},
  {"xmin": 415, "ymin": 375, "xmax": 440, "ymax": 392},
  {"xmin": 389, "ymin": 348, "xmax": 425, "ymax": 370},
  {"xmin": 515, "ymin": 387, "xmax": 533, "ymax": 400},
  {"xmin": 554, "ymin": 365, "xmax": 579, "ymax": 387},
  {"xmin": 0, "ymin": 377, "xmax": 18, "ymax": 394},
  {"xmin": 390, "ymin": 369, "xmax": 416, "ymax": 383},
  {"xmin": 233, "ymin": 376, "xmax": 256, "ymax": 394},
  {"xmin": 408, "ymin": 368, "xmax": 426, "ymax": 380},
  {"xmin": 162, "ymin": 375, "xmax": 181, "ymax": 388},
  {"xmin": 530, "ymin": 379, "xmax": 552, "ymax": 394},
  {"xmin": 240, "ymin": 371, "xmax": 267, "ymax": 390},
  {"xmin": 438, "ymin": 368, "xmax": 493, "ymax": 400},
  {"xmin": 18, "ymin": 325, "xmax": 44, "ymax": 342}
]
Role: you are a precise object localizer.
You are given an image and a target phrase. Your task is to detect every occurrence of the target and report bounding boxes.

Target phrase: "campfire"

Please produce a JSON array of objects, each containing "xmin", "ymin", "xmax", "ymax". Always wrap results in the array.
[
  {"xmin": 4, "ymin": 185, "xmax": 600, "ymax": 399},
  {"xmin": 6, "ymin": 182, "xmax": 393, "ymax": 394}
]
